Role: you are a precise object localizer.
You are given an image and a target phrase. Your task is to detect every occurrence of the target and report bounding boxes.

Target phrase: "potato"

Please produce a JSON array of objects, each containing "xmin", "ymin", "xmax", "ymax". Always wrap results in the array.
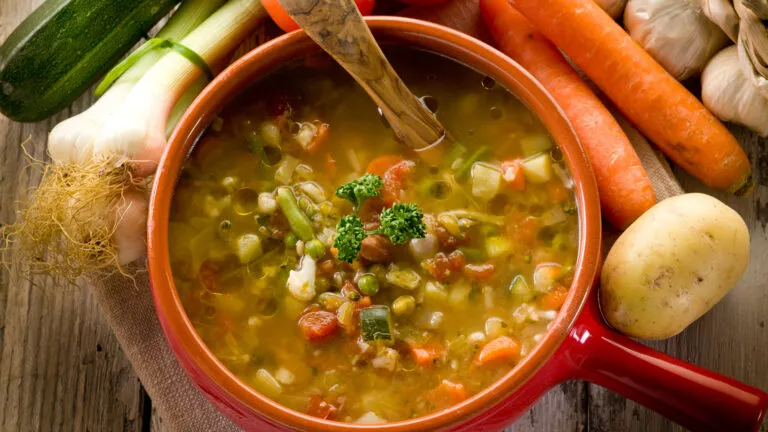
[{"xmin": 600, "ymin": 193, "xmax": 749, "ymax": 340}]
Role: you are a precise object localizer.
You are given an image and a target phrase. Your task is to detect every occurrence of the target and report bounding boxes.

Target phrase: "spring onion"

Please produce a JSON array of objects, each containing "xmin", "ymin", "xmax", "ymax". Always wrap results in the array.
[{"xmin": 5, "ymin": 0, "xmax": 268, "ymax": 278}]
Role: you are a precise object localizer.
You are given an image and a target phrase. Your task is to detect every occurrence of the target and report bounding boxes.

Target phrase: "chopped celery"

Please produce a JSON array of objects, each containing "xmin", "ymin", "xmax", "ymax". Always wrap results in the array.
[
  {"xmin": 385, "ymin": 265, "xmax": 422, "ymax": 290},
  {"xmin": 471, "ymin": 162, "xmax": 502, "ymax": 200},
  {"xmin": 454, "ymin": 146, "xmax": 488, "ymax": 180},
  {"xmin": 509, "ymin": 275, "xmax": 533, "ymax": 302},
  {"xmin": 522, "ymin": 153, "xmax": 553, "ymax": 184},
  {"xmin": 520, "ymin": 133, "xmax": 553, "ymax": 156},
  {"xmin": 458, "ymin": 247, "xmax": 485, "ymax": 262},
  {"xmin": 485, "ymin": 236, "xmax": 512, "ymax": 258}
]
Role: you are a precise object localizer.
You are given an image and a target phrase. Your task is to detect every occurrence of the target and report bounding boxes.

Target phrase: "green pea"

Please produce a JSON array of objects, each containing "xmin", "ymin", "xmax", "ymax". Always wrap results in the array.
[
  {"xmin": 284, "ymin": 232, "xmax": 299, "ymax": 249},
  {"xmin": 358, "ymin": 274, "xmax": 380, "ymax": 296},
  {"xmin": 392, "ymin": 295, "xmax": 416, "ymax": 316},
  {"xmin": 305, "ymin": 239, "xmax": 327, "ymax": 259}
]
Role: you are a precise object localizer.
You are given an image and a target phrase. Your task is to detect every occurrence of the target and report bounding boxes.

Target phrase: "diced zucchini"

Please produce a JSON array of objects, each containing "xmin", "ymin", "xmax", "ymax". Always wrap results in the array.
[
  {"xmin": 385, "ymin": 265, "xmax": 421, "ymax": 290},
  {"xmin": 471, "ymin": 162, "xmax": 502, "ymax": 200},
  {"xmin": 485, "ymin": 236, "xmax": 512, "ymax": 258},
  {"xmin": 360, "ymin": 307, "xmax": 394, "ymax": 343},
  {"xmin": 522, "ymin": 153, "xmax": 553, "ymax": 184},
  {"xmin": 424, "ymin": 281, "xmax": 448, "ymax": 304},
  {"xmin": 509, "ymin": 275, "xmax": 533, "ymax": 302},
  {"xmin": 520, "ymin": 134, "xmax": 553, "ymax": 156}
]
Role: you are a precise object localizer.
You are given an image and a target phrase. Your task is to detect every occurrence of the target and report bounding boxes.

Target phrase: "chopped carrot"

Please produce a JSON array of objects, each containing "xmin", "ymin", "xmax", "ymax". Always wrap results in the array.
[
  {"xmin": 501, "ymin": 160, "xmax": 526, "ymax": 191},
  {"xmin": 326, "ymin": 153, "xmax": 337, "ymax": 171},
  {"xmin": 366, "ymin": 154, "xmax": 404, "ymax": 176},
  {"xmin": 410, "ymin": 342, "xmax": 444, "ymax": 366},
  {"xmin": 474, "ymin": 336, "xmax": 522, "ymax": 366},
  {"xmin": 480, "ymin": 0, "xmax": 657, "ymax": 228},
  {"xmin": 307, "ymin": 396, "xmax": 338, "ymax": 420},
  {"xmin": 426, "ymin": 380, "xmax": 469, "ymax": 409},
  {"xmin": 506, "ymin": 0, "xmax": 752, "ymax": 196},
  {"xmin": 539, "ymin": 284, "xmax": 569, "ymax": 310},
  {"xmin": 546, "ymin": 181, "xmax": 569, "ymax": 203},
  {"xmin": 356, "ymin": 296, "xmax": 372, "ymax": 309},
  {"xmin": 515, "ymin": 216, "xmax": 539, "ymax": 246}
]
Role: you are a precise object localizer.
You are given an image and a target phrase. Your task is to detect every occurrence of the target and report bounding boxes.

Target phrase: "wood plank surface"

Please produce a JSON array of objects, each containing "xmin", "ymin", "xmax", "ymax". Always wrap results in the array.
[{"xmin": 0, "ymin": 1, "xmax": 765, "ymax": 431}]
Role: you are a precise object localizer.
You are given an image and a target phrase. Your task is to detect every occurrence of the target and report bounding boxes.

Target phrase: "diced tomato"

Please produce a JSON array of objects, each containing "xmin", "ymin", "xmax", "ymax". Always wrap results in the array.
[
  {"xmin": 366, "ymin": 154, "xmax": 404, "ymax": 176},
  {"xmin": 426, "ymin": 380, "xmax": 469, "ymax": 410},
  {"xmin": 307, "ymin": 396, "xmax": 338, "ymax": 420},
  {"xmin": 409, "ymin": 342, "xmax": 444, "ymax": 366},
  {"xmin": 515, "ymin": 216, "xmax": 539, "ymax": 247},
  {"xmin": 464, "ymin": 263, "xmax": 496, "ymax": 282},
  {"xmin": 305, "ymin": 121, "xmax": 330, "ymax": 154},
  {"xmin": 539, "ymin": 284, "xmax": 569, "ymax": 310},
  {"xmin": 474, "ymin": 336, "xmax": 522, "ymax": 366},
  {"xmin": 447, "ymin": 250, "xmax": 466, "ymax": 271},
  {"xmin": 298, "ymin": 311, "xmax": 339, "ymax": 343},
  {"xmin": 546, "ymin": 181, "xmax": 569, "ymax": 203},
  {"xmin": 422, "ymin": 252, "xmax": 451, "ymax": 282},
  {"xmin": 501, "ymin": 160, "xmax": 526, "ymax": 191},
  {"xmin": 382, "ymin": 160, "xmax": 416, "ymax": 205},
  {"xmin": 433, "ymin": 224, "xmax": 459, "ymax": 248}
]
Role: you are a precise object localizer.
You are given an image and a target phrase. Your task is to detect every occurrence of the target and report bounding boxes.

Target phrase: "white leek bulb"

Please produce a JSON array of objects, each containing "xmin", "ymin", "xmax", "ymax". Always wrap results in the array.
[
  {"xmin": 702, "ymin": 45, "xmax": 768, "ymax": 136},
  {"xmin": 595, "ymin": 0, "xmax": 628, "ymax": 18},
  {"xmin": 624, "ymin": 0, "xmax": 729, "ymax": 80}
]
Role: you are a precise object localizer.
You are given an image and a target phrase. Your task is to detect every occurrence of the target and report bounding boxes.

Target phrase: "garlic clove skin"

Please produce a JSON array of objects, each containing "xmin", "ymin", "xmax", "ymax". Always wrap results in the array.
[
  {"xmin": 702, "ymin": 45, "xmax": 768, "ymax": 137},
  {"xmin": 595, "ymin": 0, "xmax": 628, "ymax": 18},
  {"xmin": 624, "ymin": 0, "xmax": 729, "ymax": 80},
  {"xmin": 695, "ymin": 0, "xmax": 739, "ymax": 42}
]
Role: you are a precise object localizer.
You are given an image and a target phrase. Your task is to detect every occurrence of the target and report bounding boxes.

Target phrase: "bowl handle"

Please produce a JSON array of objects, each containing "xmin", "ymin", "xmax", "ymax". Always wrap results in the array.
[{"xmin": 559, "ymin": 296, "xmax": 768, "ymax": 431}]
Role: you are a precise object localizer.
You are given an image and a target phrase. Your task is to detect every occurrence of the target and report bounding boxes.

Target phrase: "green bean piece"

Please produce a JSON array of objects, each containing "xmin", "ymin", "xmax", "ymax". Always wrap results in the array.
[
  {"xmin": 358, "ymin": 274, "xmax": 380, "ymax": 296},
  {"xmin": 454, "ymin": 145, "xmax": 488, "ymax": 180},
  {"xmin": 276, "ymin": 187, "xmax": 315, "ymax": 242},
  {"xmin": 305, "ymin": 239, "xmax": 326, "ymax": 259}
]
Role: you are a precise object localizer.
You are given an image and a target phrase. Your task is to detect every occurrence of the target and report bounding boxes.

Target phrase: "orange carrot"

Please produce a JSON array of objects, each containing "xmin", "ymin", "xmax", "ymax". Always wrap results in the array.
[
  {"xmin": 410, "ymin": 342, "xmax": 444, "ymax": 366},
  {"xmin": 366, "ymin": 154, "xmax": 404, "ymax": 175},
  {"xmin": 501, "ymin": 160, "xmax": 526, "ymax": 191},
  {"xmin": 426, "ymin": 380, "xmax": 469, "ymax": 409},
  {"xmin": 474, "ymin": 336, "xmax": 522, "ymax": 366},
  {"xmin": 480, "ymin": 0, "xmax": 656, "ymax": 228},
  {"xmin": 539, "ymin": 284, "xmax": 569, "ymax": 310},
  {"xmin": 505, "ymin": 0, "xmax": 753, "ymax": 196}
]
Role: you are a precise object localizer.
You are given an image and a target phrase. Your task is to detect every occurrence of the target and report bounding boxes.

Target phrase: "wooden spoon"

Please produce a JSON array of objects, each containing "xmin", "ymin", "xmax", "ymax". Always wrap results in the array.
[{"xmin": 276, "ymin": 0, "xmax": 446, "ymax": 154}]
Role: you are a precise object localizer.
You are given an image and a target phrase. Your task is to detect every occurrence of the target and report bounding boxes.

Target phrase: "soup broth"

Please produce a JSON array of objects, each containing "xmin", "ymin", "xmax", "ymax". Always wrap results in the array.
[{"xmin": 169, "ymin": 48, "xmax": 579, "ymax": 423}]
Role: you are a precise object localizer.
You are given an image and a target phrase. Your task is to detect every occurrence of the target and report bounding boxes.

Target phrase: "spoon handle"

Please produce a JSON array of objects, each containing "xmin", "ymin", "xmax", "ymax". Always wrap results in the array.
[{"xmin": 277, "ymin": 0, "xmax": 445, "ymax": 150}]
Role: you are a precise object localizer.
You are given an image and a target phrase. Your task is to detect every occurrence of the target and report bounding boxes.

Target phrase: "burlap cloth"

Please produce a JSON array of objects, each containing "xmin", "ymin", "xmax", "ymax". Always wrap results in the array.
[{"xmin": 86, "ymin": 1, "xmax": 684, "ymax": 431}]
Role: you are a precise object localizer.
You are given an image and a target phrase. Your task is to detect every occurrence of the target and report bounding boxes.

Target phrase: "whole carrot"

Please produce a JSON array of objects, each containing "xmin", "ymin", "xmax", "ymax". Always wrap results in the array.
[
  {"xmin": 480, "ymin": 0, "xmax": 656, "ymax": 228},
  {"xmin": 509, "ymin": 0, "xmax": 752, "ymax": 195}
]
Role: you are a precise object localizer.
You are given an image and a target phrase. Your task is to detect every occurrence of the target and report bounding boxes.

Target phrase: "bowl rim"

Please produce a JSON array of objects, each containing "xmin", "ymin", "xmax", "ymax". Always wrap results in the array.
[{"xmin": 148, "ymin": 16, "xmax": 602, "ymax": 431}]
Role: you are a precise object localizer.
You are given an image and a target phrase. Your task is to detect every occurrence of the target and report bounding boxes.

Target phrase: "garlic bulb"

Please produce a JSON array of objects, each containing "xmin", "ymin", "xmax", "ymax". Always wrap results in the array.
[
  {"xmin": 702, "ymin": 46, "xmax": 768, "ymax": 136},
  {"xmin": 595, "ymin": 0, "xmax": 628, "ymax": 18},
  {"xmin": 695, "ymin": 0, "xmax": 739, "ymax": 41},
  {"xmin": 734, "ymin": 0, "xmax": 768, "ymax": 98},
  {"xmin": 624, "ymin": 0, "xmax": 730, "ymax": 80}
]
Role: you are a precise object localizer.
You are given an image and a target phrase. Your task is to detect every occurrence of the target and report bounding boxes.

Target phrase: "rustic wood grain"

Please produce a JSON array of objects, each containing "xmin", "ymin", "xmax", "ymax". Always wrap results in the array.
[
  {"xmin": 0, "ymin": 0, "xmax": 766, "ymax": 431},
  {"xmin": 588, "ymin": 126, "xmax": 768, "ymax": 432},
  {"xmin": 0, "ymin": 1, "xmax": 145, "ymax": 431}
]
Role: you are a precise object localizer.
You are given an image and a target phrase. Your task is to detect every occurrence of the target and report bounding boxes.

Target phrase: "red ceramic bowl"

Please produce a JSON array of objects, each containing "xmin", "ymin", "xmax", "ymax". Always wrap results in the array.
[{"xmin": 148, "ymin": 17, "xmax": 768, "ymax": 432}]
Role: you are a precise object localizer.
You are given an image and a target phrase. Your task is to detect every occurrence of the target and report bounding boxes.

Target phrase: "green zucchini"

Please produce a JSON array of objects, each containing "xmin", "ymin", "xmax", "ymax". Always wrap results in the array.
[
  {"xmin": 0, "ymin": 0, "xmax": 181, "ymax": 122},
  {"xmin": 360, "ymin": 306, "xmax": 394, "ymax": 344}
]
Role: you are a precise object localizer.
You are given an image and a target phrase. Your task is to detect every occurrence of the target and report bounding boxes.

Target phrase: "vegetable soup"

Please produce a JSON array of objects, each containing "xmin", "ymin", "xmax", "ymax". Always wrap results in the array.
[{"xmin": 168, "ymin": 48, "xmax": 579, "ymax": 423}]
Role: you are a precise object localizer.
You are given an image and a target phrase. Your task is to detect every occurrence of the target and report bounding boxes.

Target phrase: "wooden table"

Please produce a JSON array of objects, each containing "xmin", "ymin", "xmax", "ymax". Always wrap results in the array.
[{"xmin": 1, "ymin": 1, "xmax": 766, "ymax": 431}]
